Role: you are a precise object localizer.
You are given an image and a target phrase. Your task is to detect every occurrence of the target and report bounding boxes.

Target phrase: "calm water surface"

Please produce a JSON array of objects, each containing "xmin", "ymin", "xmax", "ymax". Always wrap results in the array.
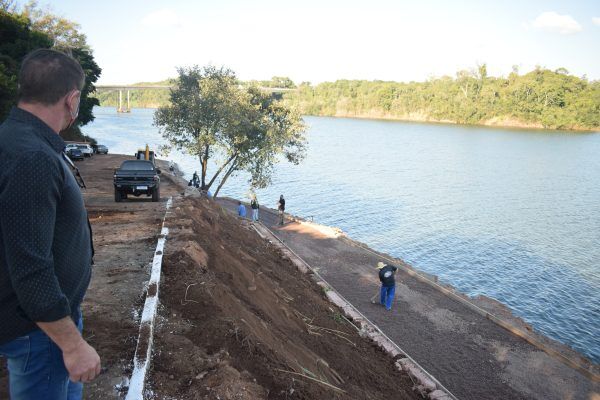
[{"xmin": 84, "ymin": 107, "xmax": 600, "ymax": 363}]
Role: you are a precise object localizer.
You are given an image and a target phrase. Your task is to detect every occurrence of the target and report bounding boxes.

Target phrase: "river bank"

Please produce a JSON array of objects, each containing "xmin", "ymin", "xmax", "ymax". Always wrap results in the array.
[
  {"xmin": 95, "ymin": 102, "xmax": 600, "ymax": 132},
  {"xmin": 298, "ymin": 111, "xmax": 600, "ymax": 132}
]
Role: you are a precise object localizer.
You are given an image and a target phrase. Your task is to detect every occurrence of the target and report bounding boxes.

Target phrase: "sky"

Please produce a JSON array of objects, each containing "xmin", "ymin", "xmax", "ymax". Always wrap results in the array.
[{"xmin": 44, "ymin": 0, "xmax": 600, "ymax": 85}]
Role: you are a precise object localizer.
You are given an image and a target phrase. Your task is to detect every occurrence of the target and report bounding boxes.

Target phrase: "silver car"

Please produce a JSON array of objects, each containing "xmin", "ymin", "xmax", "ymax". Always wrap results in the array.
[{"xmin": 77, "ymin": 144, "xmax": 94, "ymax": 157}]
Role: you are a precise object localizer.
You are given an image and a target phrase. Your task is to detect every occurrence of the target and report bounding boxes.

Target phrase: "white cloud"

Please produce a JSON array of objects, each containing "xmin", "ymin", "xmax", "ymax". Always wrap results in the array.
[
  {"xmin": 141, "ymin": 8, "xmax": 183, "ymax": 28},
  {"xmin": 593, "ymin": 17, "xmax": 600, "ymax": 26},
  {"xmin": 532, "ymin": 11, "xmax": 582, "ymax": 34}
]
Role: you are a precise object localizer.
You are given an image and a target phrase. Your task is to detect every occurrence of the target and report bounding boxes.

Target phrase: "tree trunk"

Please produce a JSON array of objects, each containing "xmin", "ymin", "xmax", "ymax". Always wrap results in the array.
[
  {"xmin": 460, "ymin": 83, "xmax": 469, "ymax": 99},
  {"xmin": 213, "ymin": 161, "xmax": 238, "ymax": 198},
  {"xmin": 201, "ymin": 144, "xmax": 209, "ymax": 189},
  {"xmin": 206, "ymin": 153, "xmax": 237, "ymax": 191},
  {"xmin": 197, "ymin": 154, "xmax": 203, "ymax": 185}
]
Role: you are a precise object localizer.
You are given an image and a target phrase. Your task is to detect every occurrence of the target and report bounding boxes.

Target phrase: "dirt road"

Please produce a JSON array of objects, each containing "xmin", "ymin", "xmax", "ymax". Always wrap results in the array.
[
  {"xmin": 77, "ymin": 154, "xmax": 181, "ymax": 399},
  {"xmin": 218, "ymin": 197, "xmax": 600, "ymax": 400}
]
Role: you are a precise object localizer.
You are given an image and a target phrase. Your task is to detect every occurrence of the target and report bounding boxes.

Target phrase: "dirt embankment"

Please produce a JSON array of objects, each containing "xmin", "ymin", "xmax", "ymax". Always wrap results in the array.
[{"xmin": 148, "ymin": 195, "xmax": 420, "ymax": 399}]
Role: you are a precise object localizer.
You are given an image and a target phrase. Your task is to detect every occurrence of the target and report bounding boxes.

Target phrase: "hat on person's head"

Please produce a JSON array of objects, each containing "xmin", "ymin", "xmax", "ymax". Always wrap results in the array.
[{"xmin": 376, "ymin": 262, "xmax": 386, "ymax": 269}]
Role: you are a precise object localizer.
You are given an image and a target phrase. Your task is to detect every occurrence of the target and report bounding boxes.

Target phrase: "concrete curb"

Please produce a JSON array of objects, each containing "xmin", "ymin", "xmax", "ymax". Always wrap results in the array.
[
  {"xmin": 251, "ymin": 222, "xmax": 458, "ymax": 400},
  {"xmin": 125, "ymin": 197, "xmax": 173, "ymax": 400}
]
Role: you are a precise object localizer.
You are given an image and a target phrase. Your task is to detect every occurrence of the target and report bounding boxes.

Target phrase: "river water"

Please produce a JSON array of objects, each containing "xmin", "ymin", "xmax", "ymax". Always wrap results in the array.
[{"xmin": 84, "ymin": 106, "xmax": 600, "ymax": 363}]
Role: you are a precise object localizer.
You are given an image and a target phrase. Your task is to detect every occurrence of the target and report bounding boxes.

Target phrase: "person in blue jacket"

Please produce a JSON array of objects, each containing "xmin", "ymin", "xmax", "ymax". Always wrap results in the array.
[
  {"xmin": 377, "ymin": 261, "xmax": 398, "ymax": 311},
  {"xmin": 237, "ymin": 201, "xmax": 247, "ymax": 218}
]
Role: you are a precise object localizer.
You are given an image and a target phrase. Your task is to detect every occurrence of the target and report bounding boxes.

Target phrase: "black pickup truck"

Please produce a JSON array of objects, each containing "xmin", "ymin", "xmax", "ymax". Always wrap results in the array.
[{"xmin": 113, "ymin": 160, "xmax": 161, "ymax": 202}]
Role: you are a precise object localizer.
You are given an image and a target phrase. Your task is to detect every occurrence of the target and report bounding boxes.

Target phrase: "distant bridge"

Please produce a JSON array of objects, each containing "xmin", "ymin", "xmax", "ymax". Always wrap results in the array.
[
  {"xmin": 95, "ymin": 85, "xmax": 296, "ymax": 113},
  {"xmin": 95, "ymin": 85, "xmax": 172, "ymax": 113}
]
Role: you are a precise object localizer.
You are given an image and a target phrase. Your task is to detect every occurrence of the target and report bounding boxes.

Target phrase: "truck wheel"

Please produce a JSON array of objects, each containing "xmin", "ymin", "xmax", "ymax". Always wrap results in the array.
[
  {"xmin": 152, "ymin": 186, "xmax": 160, "ymax": 202},
  {"xmin": 115, "ymin": 189, "xmax": 122, "ymax": 202}
]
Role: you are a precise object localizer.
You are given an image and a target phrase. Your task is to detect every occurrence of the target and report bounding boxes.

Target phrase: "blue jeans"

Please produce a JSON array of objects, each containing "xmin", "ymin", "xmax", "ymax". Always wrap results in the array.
[
  {"xmin": 380, "ymin": 285, "xmax": 396, "ymax": 310},
  {"xmin": 0, "ymin": 316, "xmax": 84, "ymax": 400},
  {"xmin": 252, "ymin": 209, "xmax": 259, "ymax": 221}
]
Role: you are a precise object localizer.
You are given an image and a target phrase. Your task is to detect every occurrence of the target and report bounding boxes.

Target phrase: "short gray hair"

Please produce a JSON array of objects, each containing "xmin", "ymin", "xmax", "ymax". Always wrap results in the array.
[{"xmin": 18, "ymin": 49, "xmax": 85, "ymax": 105}]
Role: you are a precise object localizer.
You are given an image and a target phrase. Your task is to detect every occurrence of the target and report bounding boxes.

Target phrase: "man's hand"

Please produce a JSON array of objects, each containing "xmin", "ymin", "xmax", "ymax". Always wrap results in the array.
[
  {"xmin": 63, "ymin": 339, "xmax": 101, "ymax": 382},
  {"xmin": 37, "ymin": 316, "xmax": 102, "ymax": 382}
]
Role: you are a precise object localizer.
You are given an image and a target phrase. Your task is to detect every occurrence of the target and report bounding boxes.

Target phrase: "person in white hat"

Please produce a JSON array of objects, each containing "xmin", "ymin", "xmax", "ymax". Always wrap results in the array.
[{"xmin": 377, "ymin": 261, "xmax": 398, "ymax": 311}]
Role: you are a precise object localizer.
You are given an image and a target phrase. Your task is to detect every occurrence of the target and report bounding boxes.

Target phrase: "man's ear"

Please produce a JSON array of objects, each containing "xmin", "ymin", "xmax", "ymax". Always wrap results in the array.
[{"xmin": 67, "ymin": 90, "xmax": 81, "ymax": 117}]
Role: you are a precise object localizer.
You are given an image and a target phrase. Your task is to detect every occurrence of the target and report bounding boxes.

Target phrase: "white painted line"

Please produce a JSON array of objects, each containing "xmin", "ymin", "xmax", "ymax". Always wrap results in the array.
[
  {"xmin": 125, "ymin": 197, "xmax": 172, "ymax": 400},
  {"xmin": 149, "ymin": 235, "xmax": 167, "ymax": 285},
  {"xmin": 140, "ymin": 296, "xmax": 158, "ymax": 324}
]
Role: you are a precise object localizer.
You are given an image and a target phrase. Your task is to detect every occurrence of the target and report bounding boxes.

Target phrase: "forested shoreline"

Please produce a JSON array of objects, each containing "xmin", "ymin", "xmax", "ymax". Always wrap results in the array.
[{"xmin": 95, "ymin": 67, "xmax": 600, "ymax": 131}]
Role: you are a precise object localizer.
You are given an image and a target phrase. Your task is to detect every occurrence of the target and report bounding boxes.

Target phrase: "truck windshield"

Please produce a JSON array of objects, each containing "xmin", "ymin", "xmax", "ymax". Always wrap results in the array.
[{"xmin": 120, "ymin": 161, "xmax": 154, "ymax": 171}]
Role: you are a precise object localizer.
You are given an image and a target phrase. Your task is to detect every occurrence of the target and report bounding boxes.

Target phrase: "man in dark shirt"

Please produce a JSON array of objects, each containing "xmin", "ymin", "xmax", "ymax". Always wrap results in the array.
[
  {"xmin": 0, "ymin": 49, "xmax": 101, "ymax": 399},
  {"xmin": 250, "ymin": 196, "xmax": 260, "ymax": 221},
  {"xmin": 377, "ymin": 261, "xmax": 398, "ymax": 311},
  {"xmin": 278, "ymin": 194, "xmax": 286, "ymax": 225}
]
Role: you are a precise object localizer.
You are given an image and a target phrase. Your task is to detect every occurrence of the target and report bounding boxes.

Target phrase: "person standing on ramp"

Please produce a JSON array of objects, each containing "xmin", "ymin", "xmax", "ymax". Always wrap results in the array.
[
  {"xmin": 251, "ymin": 196, "xmax": 260, "ymax": 221},
  {"xmin": 377, "ymin": 261, "xmax": 398, "ymax": 311},
  {"xmin": 277, "ymin": 195, "xmax": 286, "ymax": 225}
]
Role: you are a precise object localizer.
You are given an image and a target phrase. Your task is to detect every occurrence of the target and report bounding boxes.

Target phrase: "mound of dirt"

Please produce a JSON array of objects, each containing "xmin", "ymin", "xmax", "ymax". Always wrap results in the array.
[{"xmin": 148, "ymin": 197, "xmax": 419, "ymax": 399}]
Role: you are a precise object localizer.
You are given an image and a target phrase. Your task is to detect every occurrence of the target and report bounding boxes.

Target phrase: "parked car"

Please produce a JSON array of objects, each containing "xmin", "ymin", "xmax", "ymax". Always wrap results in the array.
[
  {"xmin": 77, "ymin": 144, "xmax": 94, "ymax": 157},
  {"xmin": 67, "ymin": 147, "xmax": 84, "ymax": 161},
  {"xmin": 94, "ymin": 144, "xmax": 109, "ymax": 154},
  {"xmin": 113, "ymin": 160, "xmax": 161, "ymax": 202}
]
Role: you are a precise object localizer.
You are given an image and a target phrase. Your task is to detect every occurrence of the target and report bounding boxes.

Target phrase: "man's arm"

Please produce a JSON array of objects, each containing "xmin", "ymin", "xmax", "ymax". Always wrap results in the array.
[{"xmin": 37, "ymin": 318, "xmax": 101, "ymax": 382}]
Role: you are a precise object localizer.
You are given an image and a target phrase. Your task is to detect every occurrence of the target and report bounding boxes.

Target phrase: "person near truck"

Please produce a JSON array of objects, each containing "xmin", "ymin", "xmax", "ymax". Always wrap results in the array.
[
  {"xmin": 377, "ymin": 261, "xmax": 398, "ymax": 311},
  {"xmin": 278, "ymin": 194, "xmax": 286, "ymax": 225},
  {"xmin": 251, "ymin": 196, "xmax": 260, "ymax": 221},
  {"xmin": 0, "ymin": 49, "xmax": 101, "ymax": 399}
]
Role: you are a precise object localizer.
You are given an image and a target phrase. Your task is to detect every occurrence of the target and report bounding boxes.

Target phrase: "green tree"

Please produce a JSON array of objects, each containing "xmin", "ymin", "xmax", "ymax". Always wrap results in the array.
[
  {"xmin": 60, "ymin": 47, "xmax": 101, "ymax": 143},
  {"xmin": 0, "ymin": 9, "xmax": 52, "ymax": 119},
  {"xmin": 155, "ymin": 65, "xmax": 307, "ymax": 195},
  {"xmin": 154, "ymin": 65, "xmax": 240, "ymax": 189},
  {"xmin": 269, "ymin": 76, "xmax": 296, "ymax": 89},
  {"xmin": 0, "ymin": 5, "xmax": 101, "ymax": 142},
  {"xmin": 282, "ymin": 66, "xmax": 599, "ymax": 130},
  {"xmin": 0, "ymin": 0, "xmax": 18, "ymax": 12},
  {"xmin": 212, "ymin": 86, "xmax": 306, "ymax": 197},
  {"xmin": 19, "ymin": 2, "xmax": 101, "ymax": 131},
  {"xmin": 22, "ymin": 0, "xmax": 88, "ymax": 49}
]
